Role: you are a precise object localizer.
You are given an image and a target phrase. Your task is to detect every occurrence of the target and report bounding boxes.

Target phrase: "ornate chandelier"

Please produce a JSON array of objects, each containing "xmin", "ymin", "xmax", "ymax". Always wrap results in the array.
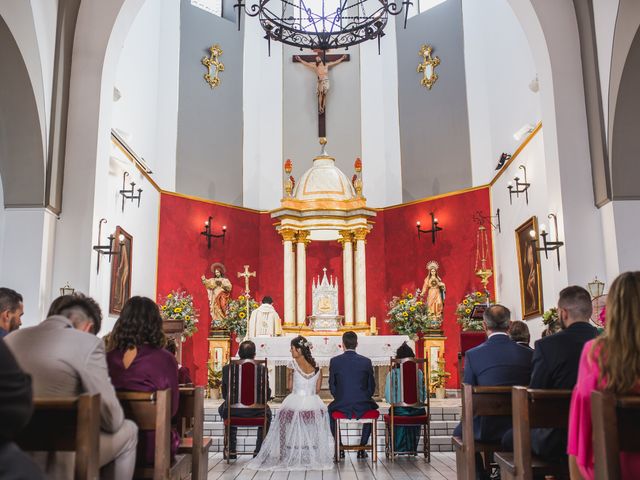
[{"xmin": 233, "ymin": 0, "xmax": 412, "ymax": 53}]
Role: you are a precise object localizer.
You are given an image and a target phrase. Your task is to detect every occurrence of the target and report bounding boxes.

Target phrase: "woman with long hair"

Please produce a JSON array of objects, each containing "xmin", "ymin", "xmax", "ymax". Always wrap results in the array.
[
  {"xmin": 247, "ymin": 335, "xmax": 333, "ymax": 471},
  {"xmin": 107, "ymin": 296, "xmax": 180, "ymax": 466},
  {"xmin": 567, "ymin": 272, "xmax": 640, "ymax": 479}
]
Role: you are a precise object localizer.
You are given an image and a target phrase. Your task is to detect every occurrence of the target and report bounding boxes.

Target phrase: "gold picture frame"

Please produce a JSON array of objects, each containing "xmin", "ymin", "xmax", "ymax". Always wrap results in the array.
[{"xmin": 515, "ymin": 216, "xmax": 543, "ymax": 319}]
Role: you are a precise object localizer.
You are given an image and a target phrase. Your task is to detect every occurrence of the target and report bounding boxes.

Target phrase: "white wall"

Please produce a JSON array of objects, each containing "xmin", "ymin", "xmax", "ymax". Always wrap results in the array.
[
  {"xmin": 0, "ymin": 208, "xmax": 56, "ymax": 326},
  {"xmin": 600, "ymin": 200, "xmax": 640, "ymax": 282},
  {"xmin": 463, "ymin": 0, "xmax": 541, "ymax": 186}
]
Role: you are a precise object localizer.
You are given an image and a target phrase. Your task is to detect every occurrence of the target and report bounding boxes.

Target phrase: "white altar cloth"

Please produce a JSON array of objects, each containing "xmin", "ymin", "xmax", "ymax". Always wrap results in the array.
[{"xmin": 249, "ymin": 335, "xmax": 413, "ymax": 367}]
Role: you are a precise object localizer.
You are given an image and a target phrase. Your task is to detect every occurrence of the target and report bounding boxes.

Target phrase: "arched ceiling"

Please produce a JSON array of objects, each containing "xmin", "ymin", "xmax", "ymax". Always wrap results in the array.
[{"xmin": 0, "ymin": 16, "xmax": 45, "ymax": 207}]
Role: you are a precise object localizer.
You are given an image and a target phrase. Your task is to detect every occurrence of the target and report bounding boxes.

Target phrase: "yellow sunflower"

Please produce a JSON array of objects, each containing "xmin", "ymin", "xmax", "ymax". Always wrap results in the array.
[
  {"xmin": 407, "ymin": 293, "xmax": 413, "ymax": 299},
  {"xmin": 416, "ymin": 301, "xmax": 423, "ymax": 306},
  {"xmin": 410, "ymin": 307, "xmax": 416, "ymax": 312},
  {"xmin": 239, "ymin": 312, "xmax": 246, "ymax": 319},
  {"xmin": 238, "ymin": 295, "xmax": 245, "ymax": 301},
  {"xmin": 463, "ymin": 299, "xmax": 469, "ymax": 305},
  {"xmin": 476, "ymin": 292, "xmax": 482, "ymax": 297},
  {"xmin": 399, "ymin": 300, "xmax": 406, "ymax": 305},
  {"xmin": 402, "ymin": 312, "xmax": 409, "ymax": 317},
  {"xmin": 185, "ymin": 315, "xmax": 191, "ymax": 321},
  {"xmin": 161, "ymin": 305, "xmax": 167, "ymax": 311},
  {"xmin": 174, "ymin": 307, "xmax": 182, "ymax": 313},
  {"xmin": 465, "ymin": 308, "xmax": 471, "ymax": 314}
]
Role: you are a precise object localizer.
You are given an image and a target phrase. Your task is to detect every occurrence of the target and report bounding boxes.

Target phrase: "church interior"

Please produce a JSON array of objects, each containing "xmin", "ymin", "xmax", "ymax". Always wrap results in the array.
[{"xmin": 1, "ymin": 0, "xmax": 640, "ymax": 479}]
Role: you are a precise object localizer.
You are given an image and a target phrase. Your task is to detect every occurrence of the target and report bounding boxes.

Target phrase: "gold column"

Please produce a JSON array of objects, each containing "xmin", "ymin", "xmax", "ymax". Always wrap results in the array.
[
  {"xmin": 338, "ymin": 230, "xmax": 354, "ymax": 325},
  {"xmin": 353, "ymin": 228, "xmax": 369, "ymax": 325},
  {"xmin": 280, "ymin": 228, "xmax": 297, "ymax": 325},
  {"xmin": 296, "ymin": 230, "xmax": 311, "ymax": 326}
]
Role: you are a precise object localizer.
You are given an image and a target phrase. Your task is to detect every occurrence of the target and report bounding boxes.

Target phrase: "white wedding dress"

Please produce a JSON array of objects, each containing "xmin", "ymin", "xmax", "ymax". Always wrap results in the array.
[{"xmin": 246, "ymin": 361, "xmax": 334, "ymax": 471}]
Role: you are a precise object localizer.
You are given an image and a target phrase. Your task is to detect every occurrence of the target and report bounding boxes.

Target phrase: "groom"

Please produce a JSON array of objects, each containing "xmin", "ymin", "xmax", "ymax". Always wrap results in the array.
[{"xmin": 328, "ymin": 331, "xmax": 378, "ymax": 458}]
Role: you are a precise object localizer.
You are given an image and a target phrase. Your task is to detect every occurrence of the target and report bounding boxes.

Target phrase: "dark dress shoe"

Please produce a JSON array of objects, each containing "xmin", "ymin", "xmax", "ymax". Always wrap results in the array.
[
  {"xmin": 357, "ymin": 450, "xmax": 368, "ymax": 459},
  {"xmin": 223, "ymin": 453, "xmax": 237, "ymax": 460}
]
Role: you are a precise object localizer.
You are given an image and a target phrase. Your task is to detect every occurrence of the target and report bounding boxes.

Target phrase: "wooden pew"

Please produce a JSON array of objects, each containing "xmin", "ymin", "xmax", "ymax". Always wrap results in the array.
[
  {"xmin": 176, "ymin": 386, "xmax": 212, "ymax": 480},
  {"xmin": 452, "ymin": 384, "xmax": 512, "ymax": 480},
  {"xmin": 592, "ymin": 391, "xmax": 640, "ymax": 480},
  {"xmin": 15, "ymin": 394, "xmax": 100, "ymax": 480},
  {"xmin": 117, "ymin": 389, "xmax": 191, "ymax": 480},
  {"xmin": 495, "ymin": 387, "xmax": 572, "ymax": 480}
]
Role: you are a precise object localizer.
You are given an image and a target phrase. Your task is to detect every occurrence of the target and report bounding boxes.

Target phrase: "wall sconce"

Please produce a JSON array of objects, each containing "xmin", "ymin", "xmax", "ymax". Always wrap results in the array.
[
  {"xmin": 119, "ymin": 172, "xmax": 143, "ymax": 212},
  {"xmin": 59, "ymin": 282, "xmax": 75, "ymax": 296},
  {"xmin": 92, "ymin": 218, "xmax": 124, "ymax": 273},
  {"xmin": 508, "ymin": 165, "xmax": 530, "ymax": 205},
  {"xmin": 201, "ymin": 216, "xmax": 226, "ymax": 249},
  {"xmin": 529, "ymin": 213, "xmax": 564, "ymax": 270},
  {"xmin": 474, "ymin": 209, "xmax": 501, "ymax": 233},
  {"xmin": 416, "ymin": 212, "xmax": 443, "ymax": 244}
]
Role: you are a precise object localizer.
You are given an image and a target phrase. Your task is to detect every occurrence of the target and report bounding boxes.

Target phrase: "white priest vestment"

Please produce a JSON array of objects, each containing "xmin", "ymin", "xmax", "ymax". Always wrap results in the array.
[{"xmin": 246, "ymin": 304, "xmax": 282, "ymax": 339}]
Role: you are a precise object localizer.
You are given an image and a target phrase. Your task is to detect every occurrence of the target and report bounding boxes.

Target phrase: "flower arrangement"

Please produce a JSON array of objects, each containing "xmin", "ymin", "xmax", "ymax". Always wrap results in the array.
[
  {"xmin": 386, "ymin": 290, "xmax": 436, "ymax": 339},
  {"xmin": 456, "ymin": 291, "xmax": 490, "ymax": 331},
  {"xmin": 159, "ymin": 290, "xmax": 199, "ymax": 341},
  {"xmin": 220, "ymin": 294, "xmax": 259, "ymax": 338},
  {"xmin": 207, "ymin": 365, "xmax": 223, "ymax": 399},
  {"xmin": 430, "ymin": 357, "xmax": 451, "ymax": 389},
  {"xmin": 542, "ymin": 307, "xmax": 562, "ymax": 335}
]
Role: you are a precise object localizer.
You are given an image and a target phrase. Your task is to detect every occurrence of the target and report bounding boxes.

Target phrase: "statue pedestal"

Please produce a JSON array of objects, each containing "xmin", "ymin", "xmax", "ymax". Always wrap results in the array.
[
  {"xmin": 308, "ymin": 315, "xmax": 344, "ymax": 332},
  {"xmin": 423, "ymin": 333, "xmax": 446, "ymax": 393}
]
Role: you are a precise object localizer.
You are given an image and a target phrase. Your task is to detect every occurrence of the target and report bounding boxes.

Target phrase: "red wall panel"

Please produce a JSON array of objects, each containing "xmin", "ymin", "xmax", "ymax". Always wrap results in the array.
[{"xmin": 157, "ymin": 187, "xmax": 493, "ymax": 386}]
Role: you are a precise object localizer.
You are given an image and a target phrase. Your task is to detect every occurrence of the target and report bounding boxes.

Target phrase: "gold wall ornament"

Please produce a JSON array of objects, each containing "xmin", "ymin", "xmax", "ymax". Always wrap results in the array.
[
  {"xmin": 202, "ymin": 44, "xmax": 224, "ymax": 88},
  {"xmin": 417, "ymin": 44, "xmax": 440, "ymax": 90}
]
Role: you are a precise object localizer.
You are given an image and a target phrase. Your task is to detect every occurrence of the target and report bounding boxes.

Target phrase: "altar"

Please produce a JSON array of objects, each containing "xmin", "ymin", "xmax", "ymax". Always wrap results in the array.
[{"xmin": 252, "ymin": 334, "xmax": 412, "ymax": 367}]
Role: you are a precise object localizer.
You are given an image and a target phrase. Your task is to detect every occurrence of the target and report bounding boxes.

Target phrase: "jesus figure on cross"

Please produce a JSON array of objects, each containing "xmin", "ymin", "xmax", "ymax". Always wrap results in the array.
[{"xmin": 294, "ymin": 53, "xmax": 348, "ymax": 115}]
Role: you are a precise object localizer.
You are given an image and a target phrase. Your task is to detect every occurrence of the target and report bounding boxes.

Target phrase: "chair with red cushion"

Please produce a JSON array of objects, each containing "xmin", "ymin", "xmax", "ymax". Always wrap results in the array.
[
  {"xmin": 332, "ymin": 409, "xmax": 379, "ymax": 463},
  {"xmin": 223, "ymin": 359, "xmax": 269, "ymax": 463},
  {"xmin": 383, "ymin": 357, "xmax": 430, "ymax": 461}
]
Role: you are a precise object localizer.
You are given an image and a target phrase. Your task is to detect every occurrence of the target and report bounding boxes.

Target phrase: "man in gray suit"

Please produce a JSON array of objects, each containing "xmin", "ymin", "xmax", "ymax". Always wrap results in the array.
[{"xmin": 5, "ymin": 294, "xmax": 138, "ymax": 480}]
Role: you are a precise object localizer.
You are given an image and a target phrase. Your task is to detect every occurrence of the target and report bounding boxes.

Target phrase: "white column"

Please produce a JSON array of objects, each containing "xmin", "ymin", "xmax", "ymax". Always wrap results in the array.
[
  {"xmin": 339, "ymin": 230, "xmax": 354, "ymax": 325},
  {"xmin": 281, "ymin": 229, "xmax": 296, "ymax": 325},
  {"xmin": 296, "ymin": 231, "xmax": 309, "ymax": 326},
  {"xmin": 354, "ymin": 228, "xmax": 368, "ymax": 325}
]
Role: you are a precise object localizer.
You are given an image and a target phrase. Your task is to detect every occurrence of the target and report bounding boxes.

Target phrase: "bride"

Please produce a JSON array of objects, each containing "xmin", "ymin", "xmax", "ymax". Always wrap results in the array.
[{"xmin": 247, "ymin": 335, "xmax": 334, "ymax": 471}]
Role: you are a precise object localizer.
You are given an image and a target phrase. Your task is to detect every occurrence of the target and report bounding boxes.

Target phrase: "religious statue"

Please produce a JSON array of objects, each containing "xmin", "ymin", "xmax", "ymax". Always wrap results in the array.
[
  {"xmin": 294, "ymin": 54, "xmax": 348, "ymax": 114},
  {"xmin": 202, "ymin": 263, "xmax": 232, "ymax": 326},
  {"xmin": 422, "ymin": 260, "xmax": 446, "ymax": 320}
]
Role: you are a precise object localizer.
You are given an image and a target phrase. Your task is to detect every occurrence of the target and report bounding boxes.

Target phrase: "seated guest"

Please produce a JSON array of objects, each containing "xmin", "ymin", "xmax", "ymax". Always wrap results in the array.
[
  {"xmin": 0, "ymin": 287, "xmax": 24, "ymax": 338},
  {"xmin": 453, "ymin": 305, "xmax": 532, "ymax": 479},
  {"xmin": 525, "ymin": 286, "xmax": 598, "ymax": 459},
  {"xmin": 384, "ymin": 342, "xmax": 427, "ymax": 453},
  {"xmin": 219, "ymin": 340, "xmax": 272, "ymax": 459},
  {"xmin": 509, "ymin": 320, "xmax": 532, "ymax": 350},
  {"xmin": 568, "ymin": 272, "xmax": 640, "ymax": 480},
  {"xmin": 328, "ymin": 331, "xmax": 379, "ymax": 459},
  {"xmin": 5, "ymin": 294, "xmax": 138, "ymax": 480},
  {"xmin": 107, "ymin": 296, "xmax": 180, "ymax": 466},
  {"xmin": 0, "ymin": 339, "xmax": 45, "ymax": 479},
  {"xmin": 166, "ymin": 338, "xmax": 193, "ymax": 385}
]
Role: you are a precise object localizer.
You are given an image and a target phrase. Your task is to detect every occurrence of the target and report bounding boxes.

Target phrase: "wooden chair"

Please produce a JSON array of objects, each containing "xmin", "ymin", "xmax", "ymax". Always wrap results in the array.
[
  {"xmin": 176, "ymin": 386, "xmax": 212, "ymax": 480},
  {"xmin": 383, "ymin": 357, "xmax": 430, "ymax": 461},
  {"xmin": 332, "ymin": 410, "xmax": 378, "ymax": 463},
  {"xmin": 457, "ymin": 352, "xmax": 463, "ymax": 390},
  {"xmin": 15, "ymin": 394, "xmax": 101, "ymax": 480},
  {"xmin": 451, "ymin": 384, "xmax": 512, "ymax": 480},
  {"xmin": 117, "ymin": 389, "xmax": 190, "ymax": 480},
  {"xmin": 224, "ymin": 359, "xmax": 269, "ymax": 463},
  {"xmin": 494, "ymin": 387, "xmax": 572, "ymax": 480},
  {"xmin": 592, "ymin": 391, "xmax": 640, "ymax": 480}
]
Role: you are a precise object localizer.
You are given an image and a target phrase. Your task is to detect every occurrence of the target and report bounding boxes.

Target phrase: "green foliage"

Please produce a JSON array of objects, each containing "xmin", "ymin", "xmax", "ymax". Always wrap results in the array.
[
  {"xmin": 386, "ymin": 290, "xmax": 440, "ymax": 339},
  {"xmin": 455, "ymin": 291, "xmax": 490, "ymax": 331},
  {"xmin": 159, "ymin": 290, "xmax": 199, "ymax": 341},
  {"xmin": 220, "ymin": 294, "xmax": 259, "ymax": 338}
]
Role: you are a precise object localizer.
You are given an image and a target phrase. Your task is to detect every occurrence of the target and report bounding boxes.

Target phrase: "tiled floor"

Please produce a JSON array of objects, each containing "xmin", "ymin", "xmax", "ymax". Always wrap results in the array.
[{"xmin": 205, "ymin": 451, "xmax": 458, "ymax": 479}]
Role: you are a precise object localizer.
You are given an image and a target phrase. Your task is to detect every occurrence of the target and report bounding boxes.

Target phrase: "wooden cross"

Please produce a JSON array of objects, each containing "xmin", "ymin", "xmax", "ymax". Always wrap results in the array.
[
  {"xmin": 293, "ymin": 51, "xmax": 350, "ymax": 137},
  {"xmin": 237, "ymin": 265, "xmax": 256, "ymax": 295}
]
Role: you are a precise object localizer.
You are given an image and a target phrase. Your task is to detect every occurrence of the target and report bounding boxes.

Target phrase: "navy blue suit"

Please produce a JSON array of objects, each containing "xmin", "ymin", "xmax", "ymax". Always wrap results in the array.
[
  {"xmin": 453, "ymin": 333, "xmax": 532, "ymax": 442},
  {"xmin": 328, "ymin": 350, "xmax": 378, "ymax": 445}
]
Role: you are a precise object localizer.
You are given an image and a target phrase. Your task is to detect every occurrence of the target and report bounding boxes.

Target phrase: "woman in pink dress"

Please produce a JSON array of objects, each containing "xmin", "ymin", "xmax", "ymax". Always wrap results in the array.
[{"xmin": 567, "ymin": 271, "xmax": 640, "ymax": 479}]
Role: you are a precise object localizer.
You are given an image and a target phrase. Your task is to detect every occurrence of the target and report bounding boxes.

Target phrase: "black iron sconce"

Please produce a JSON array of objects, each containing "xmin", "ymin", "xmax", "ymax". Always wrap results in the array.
[
  {"xmin": 416, "ymin": 212, "xmax": 443, "ymax": 244},
  {"xmin": 530, "ymin": 213, "xmax": 565, "ymax": 270},
  {"xmin": 119, "ymin": 172, "xmax": 143, "ymax": 212},
  {"xmin": 92, "ymin": 218, "xmax": 124, "ymax": 273},
  {"xmin": 507, "ymin": 165, "xmax": 530, "ymax": 205},
  {"xmin": 201, "ymin": 216, "xmax": 226, "ymax": 249},
  {"xmin": 474, "ymin": 209, "xmax": 502, "ymax": 233}
]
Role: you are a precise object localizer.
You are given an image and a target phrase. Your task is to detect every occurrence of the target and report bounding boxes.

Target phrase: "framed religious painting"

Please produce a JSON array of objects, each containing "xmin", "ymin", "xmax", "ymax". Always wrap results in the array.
[
  {"xmin": 515, "ymin": 217, "xmax": 543, "ymax": 319},
  {"xmin": 109, "ymin": 226, "xmax": 133, "ymax": 315}
]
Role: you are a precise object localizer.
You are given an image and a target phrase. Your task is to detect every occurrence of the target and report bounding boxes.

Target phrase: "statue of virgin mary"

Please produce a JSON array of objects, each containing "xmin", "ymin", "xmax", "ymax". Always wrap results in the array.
[{"xmin": 421, "ymin": 260, "xmax": 446, "ymax": 320}]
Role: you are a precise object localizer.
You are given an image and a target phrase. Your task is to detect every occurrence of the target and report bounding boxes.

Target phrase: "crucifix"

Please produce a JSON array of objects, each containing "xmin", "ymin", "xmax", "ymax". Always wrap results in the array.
[
  {"xmin": 293, "ymin": 51, "xmax": 350, "ymax": 137},
  {"xmin": 237, "ymin": 265, "xmax": 256, "ymax": 296}
]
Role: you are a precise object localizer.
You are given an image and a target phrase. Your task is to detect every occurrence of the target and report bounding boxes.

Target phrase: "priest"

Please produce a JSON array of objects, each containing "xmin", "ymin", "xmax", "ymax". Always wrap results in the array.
[{"xmin": 246, "ymin": 296, "xmax": 282, "ymax": 339}]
